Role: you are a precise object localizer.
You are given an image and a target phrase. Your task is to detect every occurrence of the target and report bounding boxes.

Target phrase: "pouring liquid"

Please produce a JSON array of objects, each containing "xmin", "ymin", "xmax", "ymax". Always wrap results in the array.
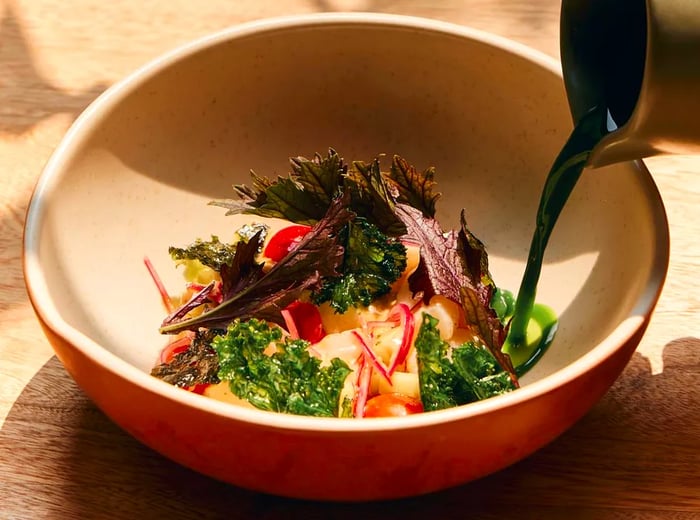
[{"xmin": 504, "ymin": 104, "xmax": 610, "ymax": 367}]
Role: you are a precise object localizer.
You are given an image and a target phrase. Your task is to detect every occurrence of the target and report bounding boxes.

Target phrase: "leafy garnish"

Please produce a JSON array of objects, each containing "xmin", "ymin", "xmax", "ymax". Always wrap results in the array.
[
  {"xmin": 211, "ymin": 150, "xmax": 346, "ymax": 224},
  {"xmin": 160, "ymin": 195, "xmax": 354, "ymax": 333},
  {"xmin": 457, "ymin": 212, "xmax": 516, "ymax": 382},
  {"xmin": 387, "ymin": 155, "xmax": 439, "ymax": 218},
  {"xmin": 235, "ymin": 222, "xmax": 269, "ymax": 245},
  {"xmin": 218, "ymin": 230, "xmax": 266, "ymax": 299},
  {"xmin": 161, "ymin": 281, "xmax": 217, "ymax": 326},
  {"xmin": 396, "ymin": 203, "xmax": 516, "ymax": 382},
  {"xmin": 395, "ymin": 203, "xmax": 464, "ymax": 303},
  {"xmin": 344, "ymin": 158, "xmax": 406, "ymax": 236},
  {"xmin": 452, "ymin": 343, "xmax": 517, "ymax": 401},
  {"xmin": 414, "ymin": 314, "xmax": 516, "ymax": 411},
  {"xmin": 213, "ymin": 319, "xmax": 351, "ymax": 417},
  {"xmin": 169, "ymin": 235, "xmax": 237, "ymax": 272},
  {"xmin": 312, "ymin": 218, "xmax": 407, "ymax": 313},
  {"xmin": 151, "ymin": 329, "xmax": 222, "ymax": 387},
  {"xmin": 414, "ymin": 314, "xmax": 468, "ymax": 411},
  {"xmin": 210, "ymin": 150, "xmax": 441, "ymax": 237}
]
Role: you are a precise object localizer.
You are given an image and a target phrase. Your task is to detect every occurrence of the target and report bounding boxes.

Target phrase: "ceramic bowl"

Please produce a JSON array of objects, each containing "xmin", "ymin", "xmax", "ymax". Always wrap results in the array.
[{"xmin": 23, "ymin": 13, "xmax": 669, "ymax": 501}]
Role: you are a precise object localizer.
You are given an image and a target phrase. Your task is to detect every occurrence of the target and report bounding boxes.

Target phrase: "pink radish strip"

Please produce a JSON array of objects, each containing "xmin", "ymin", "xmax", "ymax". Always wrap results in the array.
[
  {"xmin": 281, "ymin": 308, "xmax": 323, "ymax": 358},
  {"xmin": 353, "ymin": 356, "xmax": 373, "ymax": 418},
  {"xmin": 387, "ymin": 303, "xmax": 416, "ymax": 375},
  {"xmin": 351, "ymin": 330, "xmax": 392, "ymax": 385},
  {"xmin": 144, "ymin": 256, "xmax": 174, "ymax": 313},
  {"xmin": 399, "ymin": 237, "xmax": 421, "ymax": 247},
  {"xmin": 188, "ymin": 281, "xmax": 223, "ymax": 304},
  {"xmin": 365, "ymin": 319, "xmax": 397, "ymax": 330},
  {"xmin": 280, "ymin": 309, "xmax": 300, "ymax": 339},
  {"xmin": 160, "ymin": 332, "xmax": 195, "ymax": 364}
]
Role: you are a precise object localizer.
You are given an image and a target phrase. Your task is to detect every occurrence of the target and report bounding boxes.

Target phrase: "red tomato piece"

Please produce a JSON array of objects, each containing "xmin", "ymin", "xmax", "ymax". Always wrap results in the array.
[
  {"xmin": 283, "ymin": 300, "xmax": 326, "ymax": 344},
  {"xmin": 187, "ymin": 383, "xmax": 211, "ymax": 395},
  {"xmin": 264, "ymin": 225, "xmax": 313, "ymax": 262},
  {"xmin": 160, "ymin": 334, "xmax": 193, "ymax": 364},
  {"xmin": 363, "ymin": 393, "xmax": 424, "ymax": 418}
]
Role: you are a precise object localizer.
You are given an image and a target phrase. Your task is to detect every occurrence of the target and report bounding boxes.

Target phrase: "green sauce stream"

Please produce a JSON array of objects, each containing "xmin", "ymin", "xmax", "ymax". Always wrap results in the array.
[
  {"xmin": 493, "ymin": 288, "xmax": 558, "ymax": 375},
  {"xmin": 505, "ymin": 105, "xmax": 609, "ymax": 362}
]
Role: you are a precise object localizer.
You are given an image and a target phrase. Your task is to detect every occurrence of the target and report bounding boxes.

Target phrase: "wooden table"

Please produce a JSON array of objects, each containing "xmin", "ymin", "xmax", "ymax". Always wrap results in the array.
[{"xmin": 1, "ymin": 1, "xmax": 699, "ymax": 518}]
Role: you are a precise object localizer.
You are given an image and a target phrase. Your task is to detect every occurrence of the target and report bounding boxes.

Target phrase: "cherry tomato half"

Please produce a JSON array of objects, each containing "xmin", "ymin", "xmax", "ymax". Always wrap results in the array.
[
  {"xmin": 264, "ymin": 225, "xmax": 313, "ymax": 262},
  {"xmin": 284, "ymin": 300, "xmax": 326, "ymax": 344},
  {"xmin": 186, "ymin": 383, "xmax": 211, "ymax": 395},
  {"xmin": 363, "ymin": 393, "xmax": 424, "ymax": 418},
  {"xmin": 160, "ymin": 334, "xmax": 193, "ymax": 364}
]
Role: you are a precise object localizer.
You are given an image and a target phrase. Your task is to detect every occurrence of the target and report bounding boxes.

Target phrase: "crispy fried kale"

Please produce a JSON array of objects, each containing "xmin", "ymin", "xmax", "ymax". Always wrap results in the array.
[
  {"xmin": 169, "ymin": 235, "xmax": 237, "ymax": 272},
  {"xmin": 414, "ymin": 314, "xmax": 516, "ymax": 412},
  {"xmin": 312, "ymin": 218, "xmax": 407, "ymax": 313},
  {"xmin": 213, "ymin": 319, "xmax": 351, "ymax": 417}
]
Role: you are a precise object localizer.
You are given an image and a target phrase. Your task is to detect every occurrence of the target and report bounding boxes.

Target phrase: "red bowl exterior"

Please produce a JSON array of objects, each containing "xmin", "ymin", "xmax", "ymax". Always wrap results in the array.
[{"xmin": 36, "ymin": 311, "xmax": 648, "ymax": 501}]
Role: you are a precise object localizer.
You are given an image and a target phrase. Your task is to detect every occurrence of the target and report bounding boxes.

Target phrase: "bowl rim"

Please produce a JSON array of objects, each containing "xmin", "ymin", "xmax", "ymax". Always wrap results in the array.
[{"xmin": 23, "ymin": 12, "xmax": 670, "ymax": 433}]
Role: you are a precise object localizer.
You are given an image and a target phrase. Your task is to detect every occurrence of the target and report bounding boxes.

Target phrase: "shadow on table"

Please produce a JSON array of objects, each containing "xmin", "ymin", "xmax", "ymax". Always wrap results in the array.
[
  {"xmin": 1, "ymin": 339, "xmax": 699, "ymax": 520},
  {"xmin": 0, "ymin": 1, "xmax": 108, "ymax": 136}
]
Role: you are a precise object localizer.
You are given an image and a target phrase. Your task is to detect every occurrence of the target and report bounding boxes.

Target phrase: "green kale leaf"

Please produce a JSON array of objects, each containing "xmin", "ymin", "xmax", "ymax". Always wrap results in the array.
[
  {"xmin": 312, "ymin": 218, "xmax": 407, "ymax": 313},
  {"xmin": 452, "ymin": 343, "xmax": 517, "ymax": 401},
  {"xmin": 414, "ymin": 313, "xmax": 472, "ymax": 411},
  {"xmin": 213, "ymin": 319, "xmax": 351, "ymax": 417},
  {"xmin": 415, "ymin": 313, "xmax": 516, "ymax": 412},
  {"xmin": 169, "ymin": 235, "xmax": 237, "ymax": 272}
]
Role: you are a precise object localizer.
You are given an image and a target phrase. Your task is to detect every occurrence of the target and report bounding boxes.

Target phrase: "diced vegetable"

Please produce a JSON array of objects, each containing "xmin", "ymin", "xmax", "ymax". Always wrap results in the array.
[{"xmin": 377, "ymin": 371, "xmax": 420, "ymax": 399}]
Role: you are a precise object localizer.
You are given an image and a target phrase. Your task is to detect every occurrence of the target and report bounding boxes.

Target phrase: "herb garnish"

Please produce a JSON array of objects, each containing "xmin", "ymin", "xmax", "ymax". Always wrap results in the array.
[
  {"xmin": 153, "ymin": 150, "xmax": 529, "ymax": 416},
  {"xmin": 396, "ymin": 204, "xmax": 517, "ymax": 382},
  {"xmin": 211, "ymin": 149, "xmax": 439, "ymax": 237},
  {"xmin": 151, "ymin": 329, "xmax": 222, "ymax": 387},
  {"xmin": 169, "ymin": 235, "xmax": 238, "ymax": 272},
  {"xmin": 160, "ymin": 194, "xmax": 354, "ymax": 333},
  {"xmin": 414, "ymin": 314, "xmax": 516, "ymax": 411},
  {"xmin": 312, "ymin": 218, "xmax": 407, "ymax": 313},
  {"xmin": 213, "ymin": 319, "xmax": 351, "ymax": 417},
  {"xmin": 209, "ymin": 150, "xmax": 513, "ymax": 376}
]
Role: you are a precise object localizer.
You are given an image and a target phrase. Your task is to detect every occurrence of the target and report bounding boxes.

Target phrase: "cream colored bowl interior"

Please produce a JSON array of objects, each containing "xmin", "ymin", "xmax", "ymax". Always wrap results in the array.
[{"xmin": 27, "ymin": 15, "xmax": 667, "ymax": 403}]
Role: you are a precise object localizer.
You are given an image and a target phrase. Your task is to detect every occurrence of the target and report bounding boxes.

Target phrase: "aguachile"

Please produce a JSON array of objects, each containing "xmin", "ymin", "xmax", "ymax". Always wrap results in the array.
[{"xmin": 147, "ymin": 150, "xmax": 557, "ymax": 418}]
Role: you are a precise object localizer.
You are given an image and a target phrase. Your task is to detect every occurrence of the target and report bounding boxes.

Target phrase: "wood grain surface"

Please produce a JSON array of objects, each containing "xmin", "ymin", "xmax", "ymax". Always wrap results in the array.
[{"xmin": 1, "ymin": 0, "xmax": 699, "ymax": 518}]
